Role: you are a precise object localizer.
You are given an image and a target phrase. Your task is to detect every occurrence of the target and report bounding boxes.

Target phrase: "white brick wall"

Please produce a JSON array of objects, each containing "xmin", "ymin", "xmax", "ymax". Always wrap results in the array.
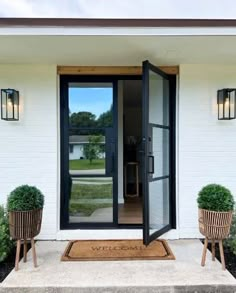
[
  {"xmin": 0, "ymin": 65, "xmax": 58, "ymax": 239},
  {"xmin": 178, "ymin": 64, "xmax": 236, "ymax": 238},
  {"xmin": 1, "ymin": 63, "xmax": 236, "ymax": 240}
]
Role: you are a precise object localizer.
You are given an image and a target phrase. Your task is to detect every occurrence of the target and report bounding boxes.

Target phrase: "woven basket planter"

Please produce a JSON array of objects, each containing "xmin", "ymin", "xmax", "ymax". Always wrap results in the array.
[
  {"xmin": 198, "ymin": 208, "xmax": 233, "ymax": 240},
  {"xmin": 9, "ymin": 209, "xmax": 43, "ymax": 240}
]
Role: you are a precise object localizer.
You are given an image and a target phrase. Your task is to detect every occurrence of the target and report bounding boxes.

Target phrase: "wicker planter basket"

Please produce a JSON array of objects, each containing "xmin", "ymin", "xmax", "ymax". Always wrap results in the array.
[
  {"xmin": 9, "ymin": 209, "xmax": 43, "ymax": 240},
  {"xmin": 198, "ymin": 208, "xmax": 233, "ymax": 240}
]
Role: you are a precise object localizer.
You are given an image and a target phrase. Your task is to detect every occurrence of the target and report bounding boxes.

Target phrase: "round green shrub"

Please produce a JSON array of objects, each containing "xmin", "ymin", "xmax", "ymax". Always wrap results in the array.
[
  {"xmin": 0, "ymin": 205, "xmax": 14, "ymax": 262},
  {"xmin": 197, "ymin": 184, "xmax": 234, "ymax": 212},
  {"xmin": 7, "ymin": 185, "xmax": 44, "ymax": 211}
]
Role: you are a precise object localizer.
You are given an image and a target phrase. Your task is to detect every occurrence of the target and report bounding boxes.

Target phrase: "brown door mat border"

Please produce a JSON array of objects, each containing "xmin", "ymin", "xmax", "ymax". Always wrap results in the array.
[{"xmin": 61, "ymin": 239, "xmax": 175, "ymax": 261}]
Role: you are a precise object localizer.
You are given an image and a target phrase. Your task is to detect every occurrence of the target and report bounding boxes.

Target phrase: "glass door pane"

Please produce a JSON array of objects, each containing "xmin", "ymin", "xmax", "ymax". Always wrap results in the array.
[
  {"xmin": 142, "ymin": 61, "xmax": 172, "ymax": 245},
  {"xmin": 149, "ymin": 178, "xmax": 169, "ymax": 232},
  {"xmin": 69, "ymin": 176, "xmax": 113, "ymax": 223},
  {"xmin": 64, "ymin": 81, "xmax": 116, "ymax": 225}
]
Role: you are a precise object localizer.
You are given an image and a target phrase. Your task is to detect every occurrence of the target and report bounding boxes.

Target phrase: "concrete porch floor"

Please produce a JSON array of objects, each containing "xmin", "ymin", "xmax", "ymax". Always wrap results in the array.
[{"xmin": 1, "ymin": 239, "xmax": 236, "ymax": 293}]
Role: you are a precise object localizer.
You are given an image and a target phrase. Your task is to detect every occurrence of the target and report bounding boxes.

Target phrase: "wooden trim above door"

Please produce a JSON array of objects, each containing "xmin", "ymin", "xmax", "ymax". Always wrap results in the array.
[{"xmin": 57, "ymin": 66, "xmax": 179, "ymax": 75}]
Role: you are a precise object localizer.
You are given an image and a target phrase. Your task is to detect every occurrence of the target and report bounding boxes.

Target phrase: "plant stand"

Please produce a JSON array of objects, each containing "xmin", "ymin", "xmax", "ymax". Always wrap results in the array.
[
  {"xmin": 9, "ymin": 209, "xmax": 42, "ymax": 271},
  {"xmin": 15, "ymin": 238, "xmax": 37, "ymax": 271},
  {"xmin": 201, "ymin": 238, "xmax": 226, "ymax": 270},
  {"xmin": 199, "ymin": 209, "xmax": 233, "ymax": 271}
]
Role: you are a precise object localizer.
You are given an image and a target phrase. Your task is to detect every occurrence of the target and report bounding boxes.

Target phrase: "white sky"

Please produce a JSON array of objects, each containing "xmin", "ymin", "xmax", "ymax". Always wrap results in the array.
[{"xmin": 0, "ymin": 0, "xmax": 236, "ymax": 18}]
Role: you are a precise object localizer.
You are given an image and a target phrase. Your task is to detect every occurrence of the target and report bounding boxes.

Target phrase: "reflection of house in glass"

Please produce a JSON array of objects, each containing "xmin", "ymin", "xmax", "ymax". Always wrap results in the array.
[{"xmin": 69, "ymin": 135, "xmax": 105, "ymax": 160}]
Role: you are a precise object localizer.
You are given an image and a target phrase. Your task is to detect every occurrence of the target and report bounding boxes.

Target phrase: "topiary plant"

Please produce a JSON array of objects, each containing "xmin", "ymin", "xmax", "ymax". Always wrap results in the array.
[
  {"xmin": 0, "ymin": 205, "xmax": 14, "ymax": 262},
  {"xmin": 197, "ymin": 184, "xmax": 234, "ymax": 212},
  {"xmin": 7, "ymin": 185, "xmax": 44, "ymax": 211}
]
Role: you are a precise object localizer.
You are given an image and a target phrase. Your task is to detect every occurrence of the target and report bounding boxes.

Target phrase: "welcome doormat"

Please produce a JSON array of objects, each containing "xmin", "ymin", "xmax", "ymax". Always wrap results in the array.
[{"xmin": 61, "ymin": 239, "xmax": 175, "ymax": 261}]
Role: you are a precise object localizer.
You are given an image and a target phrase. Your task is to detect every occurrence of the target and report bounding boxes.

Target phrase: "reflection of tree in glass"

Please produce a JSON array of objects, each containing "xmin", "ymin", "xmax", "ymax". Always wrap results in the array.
[
  {"xmin": 97, "ymin": 106, "xmax": 113, "ymax": 127},
  {"xmin": 70, "ymin": 111, "xmax": 96, "ymax": 127},
  {"xmin": 69, "ymin": 106, "xmax": 112, "ymax": 128},
  {"xmin": 83, "ymin": 135, "xmax": 104, "ymax": 164}
]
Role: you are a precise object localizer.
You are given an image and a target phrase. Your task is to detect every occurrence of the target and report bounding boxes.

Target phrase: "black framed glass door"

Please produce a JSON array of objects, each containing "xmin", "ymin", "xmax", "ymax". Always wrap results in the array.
[
  {"xmin": 60, "ymin": 77, "xmax": 118, "ymax": 228},
  {"xmin": 142, "ymin": 60, "xmax": 175, "ymax": 245}
]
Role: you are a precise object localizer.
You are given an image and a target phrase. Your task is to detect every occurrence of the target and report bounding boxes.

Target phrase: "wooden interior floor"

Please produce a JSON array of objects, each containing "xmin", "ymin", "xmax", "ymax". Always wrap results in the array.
[{"xmin": 118, "ymin": 198, "xmax": 143, "ymax": 224}]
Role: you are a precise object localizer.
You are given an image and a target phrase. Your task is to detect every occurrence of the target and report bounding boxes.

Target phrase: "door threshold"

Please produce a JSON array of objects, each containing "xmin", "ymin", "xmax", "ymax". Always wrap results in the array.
[
  {"xmin": 56, "ymin": 229, "xmax": 179, "ymax": 240},
  {"xmin": 57, "ymin": 229, "xmax": 143, "ymax": 240},
  {"xmin": 118, "ymin": 224, "xmax": 142, "ymax": 229}
]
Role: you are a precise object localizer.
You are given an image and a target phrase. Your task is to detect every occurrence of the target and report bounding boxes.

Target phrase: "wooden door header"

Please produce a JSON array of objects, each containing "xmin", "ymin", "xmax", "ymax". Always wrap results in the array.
[{"xmin": 57, "ymin": 66, "xmax": 178, "ymax": 75}]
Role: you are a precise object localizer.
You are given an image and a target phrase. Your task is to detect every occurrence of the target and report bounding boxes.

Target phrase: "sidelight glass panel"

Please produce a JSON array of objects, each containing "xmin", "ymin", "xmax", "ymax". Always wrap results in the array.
[
  {"xmin": 69, "ymin": 177, "xmax": 113, "ymax": 223},
  {"xmin": 62, "ymin": 79, "xmax": 116, "ymax": 227},
  {"xmin": 69, "ymin": 129, "xmax": 106, "ymax": 175},
  {"xmin": 69, "ymin": 83, "xmax": 113, "ymax": 128},
  {"xmin": 152, "ymin": 127, "xmax": 169, "ymax": 178},
  {"xmin": 149, "ymin": 71, "xmax": 169, "ymax": 126},
  {"xmin": 149, "ymin": 178, "xmax": 169, "ymax": 234}
]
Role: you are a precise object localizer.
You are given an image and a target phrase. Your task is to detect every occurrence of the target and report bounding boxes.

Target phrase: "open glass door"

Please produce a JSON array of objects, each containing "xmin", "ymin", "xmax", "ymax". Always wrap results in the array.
[{"xmin": 142, "ymin": 60, "xmax": 172, "ymax": 245}]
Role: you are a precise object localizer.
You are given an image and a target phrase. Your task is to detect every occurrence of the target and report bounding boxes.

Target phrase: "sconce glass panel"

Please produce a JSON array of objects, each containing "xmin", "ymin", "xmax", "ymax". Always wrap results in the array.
[
  {"xmin": 1, "ymin": 89, "xmax": 19, "ymax": 121},
  {"xmin": 217, "ymin": 88, "xmax": 236, "ymax": 120}
]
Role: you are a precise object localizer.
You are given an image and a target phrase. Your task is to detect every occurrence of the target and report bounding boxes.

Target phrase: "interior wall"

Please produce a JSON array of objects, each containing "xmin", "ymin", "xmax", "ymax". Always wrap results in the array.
[
  {"xmin": 123, "ymin": 80, "xmax": 142, "ymax": 141},
  {"xmin": 123, "ymin": 80, "xmax": 143, "ymax": 190}
]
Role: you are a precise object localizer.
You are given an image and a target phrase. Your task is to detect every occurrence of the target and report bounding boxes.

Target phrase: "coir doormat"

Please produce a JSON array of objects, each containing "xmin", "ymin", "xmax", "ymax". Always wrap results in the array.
[{"xmin": 61, "ymin": 239, "xmax": 175, "ymax": 261}]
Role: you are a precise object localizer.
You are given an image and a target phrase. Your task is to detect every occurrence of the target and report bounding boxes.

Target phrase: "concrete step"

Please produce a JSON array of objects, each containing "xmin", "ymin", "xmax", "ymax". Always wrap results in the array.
[
  {"xmin": 1, "ymin": 240, "xmax": 236, "ymax": 293},
  {"xmin": 1, "ymin": 285, "xmax": 236, "ymax": 293}
]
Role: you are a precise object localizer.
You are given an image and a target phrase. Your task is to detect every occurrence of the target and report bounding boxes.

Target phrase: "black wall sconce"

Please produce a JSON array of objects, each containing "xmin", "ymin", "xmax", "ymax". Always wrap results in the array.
[
  {"xmin": 217, "ymin": 88, "xmax": 236, "ymax": 120},
  {"xmin": 1, "ymin": 89, "xmax": 19, "ymax": 121}
]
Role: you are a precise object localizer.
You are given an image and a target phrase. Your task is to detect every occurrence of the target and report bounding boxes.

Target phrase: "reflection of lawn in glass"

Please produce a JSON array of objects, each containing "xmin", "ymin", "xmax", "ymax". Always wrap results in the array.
[
  {"xmin": 69, "ymin": 159, "xmax": 105, "ymax": 170},
  {"xmin": 70, "ymin": 183, "xmax": 112, "ymax": 216},
  {"xmin": 77, "ymin": 178, "xmax": 111, "ymax": 183}
]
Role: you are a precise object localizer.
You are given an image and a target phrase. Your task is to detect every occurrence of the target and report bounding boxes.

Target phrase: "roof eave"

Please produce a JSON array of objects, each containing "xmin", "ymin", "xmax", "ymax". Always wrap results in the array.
[{"xmin": 0, "ymin": 18, "xmax": 236, "ymax": 27}]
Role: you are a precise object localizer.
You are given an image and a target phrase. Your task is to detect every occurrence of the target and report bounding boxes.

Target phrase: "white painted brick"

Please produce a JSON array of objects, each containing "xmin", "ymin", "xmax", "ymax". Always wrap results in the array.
[
  {"xmin": 0, "ymin": 65, "xmax": 58, "ymax": 239},
  {"xmin": 1, "ymin": 63, "xmax": 236, "ymax": 240},
  {"xmin": 178, "ymin": 64, "xmax": 236, "ymax": 238}
]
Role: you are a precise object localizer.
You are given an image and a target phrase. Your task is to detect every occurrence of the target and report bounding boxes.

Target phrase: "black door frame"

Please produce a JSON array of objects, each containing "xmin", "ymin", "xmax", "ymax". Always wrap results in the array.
[
  {"xmin": 60, "ymin": 75, "xmax": 119, "ymax": 229},
  {"xmin": 142, "ymin": 61, "xmax": 176, "ymax": 244},
  {"xmin": 60, "ymin": 74, "xmax": 176, "ymax": 231}
]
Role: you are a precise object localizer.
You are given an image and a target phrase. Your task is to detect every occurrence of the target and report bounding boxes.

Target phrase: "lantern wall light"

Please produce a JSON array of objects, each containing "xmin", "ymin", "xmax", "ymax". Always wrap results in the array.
[
  {"xmin": 1, "ymin": 89, "xmax": 19, "ymax": 121},
  {"xmin": 217, "ymin": 88, "xmax": 236, "ymax": 120}
]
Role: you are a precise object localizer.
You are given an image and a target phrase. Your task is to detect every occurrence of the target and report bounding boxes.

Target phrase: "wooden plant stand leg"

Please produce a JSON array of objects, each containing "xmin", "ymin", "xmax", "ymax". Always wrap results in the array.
[
  {"xmin": 15, "ymin": 240, "xmax": 21, "ymax": 271},
  {"xmin": 211, "ymin": 239, "xmax": 215, "ymax": 261},
  {"xmin": 31, "ymin": 238, "xmax": 37, "ymax": 268},
  {"xmin": 201, "ymin": 237, "xmax": 208, "ymax": 266},
  {"xmin": 219, "ymin": 240, "xmax": 226, "ymax": 270},
  {"xmin": 23, "ymin": 240, "xmax": 27, "ymax": 263}
]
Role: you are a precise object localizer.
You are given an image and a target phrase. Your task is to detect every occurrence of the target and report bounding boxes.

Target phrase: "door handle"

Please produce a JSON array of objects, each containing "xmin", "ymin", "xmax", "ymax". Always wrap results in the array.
[{"xmin": 148, "ymin": 155, "xmax": 154, "ymax": 174}]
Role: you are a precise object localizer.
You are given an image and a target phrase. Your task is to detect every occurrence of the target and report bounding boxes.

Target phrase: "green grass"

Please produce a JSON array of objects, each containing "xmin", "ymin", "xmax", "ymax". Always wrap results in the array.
[
  {"xmin": 69, "ymin": 159, "xmax": 105, "ymax": 170},
  {"xmin": 76, "ymin": 178, "xmax": 111, "ymax": 183},
  {"xmin": 71, "ymin": 183, "xmax": 112, "ymax": 199},
  {"xmin": 70, "ymin": 183, "xmax": 112, "ymax": 216},
  {"xmin": 70, "ymin": 203, "xmax": 112, "ymax": 216}
]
